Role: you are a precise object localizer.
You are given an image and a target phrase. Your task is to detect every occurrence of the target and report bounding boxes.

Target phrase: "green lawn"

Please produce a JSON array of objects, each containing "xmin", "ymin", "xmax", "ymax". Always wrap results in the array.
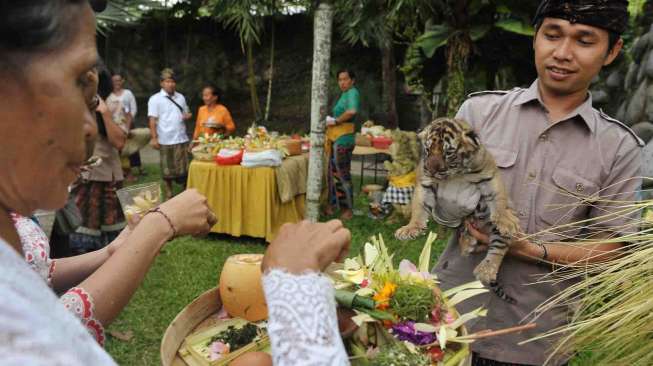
[{"xmin": 105, "ymin": 163, "xmax": 447, "ymax": 365}]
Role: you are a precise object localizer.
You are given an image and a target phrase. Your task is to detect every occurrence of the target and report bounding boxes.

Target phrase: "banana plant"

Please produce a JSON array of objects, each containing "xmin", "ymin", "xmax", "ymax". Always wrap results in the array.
[{"xmin": 401, "ymin": 0, "xmax": 537, "ymax": 116}]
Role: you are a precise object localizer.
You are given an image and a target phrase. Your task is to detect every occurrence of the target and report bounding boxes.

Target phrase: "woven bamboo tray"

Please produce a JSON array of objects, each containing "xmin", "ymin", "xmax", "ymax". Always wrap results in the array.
[
  {"xmin": 162, "ymin": 286, "xmax": 471, "ymax": 366},
  {"xmin": 161, "ymin": 287, "xmax": 223, "ymax": 366}
]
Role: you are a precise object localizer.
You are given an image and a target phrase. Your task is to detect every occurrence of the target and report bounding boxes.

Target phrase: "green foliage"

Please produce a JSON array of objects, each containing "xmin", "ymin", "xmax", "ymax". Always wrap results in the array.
[
  {"xmin": 390, "ymin": 284, "xmax": 436, "ymax": 322},
  {"xmin": 97, "ymin": 0, "xmax": 163, "ymax": 33},
  {"xmin": 370, "ymin": 342, "xmax": 431, "ymax": 366},
  {"xmin": 400, "ymin": 0, "xmax": 538, "ymax": 112},
  {"xmin": 203, "ymin": 0, "xmax": 265, "ymax": 50}
]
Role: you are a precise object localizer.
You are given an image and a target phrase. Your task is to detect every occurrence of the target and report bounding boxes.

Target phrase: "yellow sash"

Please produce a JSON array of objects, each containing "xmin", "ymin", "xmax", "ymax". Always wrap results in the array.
[
  {"xmin": 389, "ymin": 170, "xmax": 417, "ymax": 188},
  {"xmin": 326, "ymin": 122, "xmax": 355, "ymax": 143}
]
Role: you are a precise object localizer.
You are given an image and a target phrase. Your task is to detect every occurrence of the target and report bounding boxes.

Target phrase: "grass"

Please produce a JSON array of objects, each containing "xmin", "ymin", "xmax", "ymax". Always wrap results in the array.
[{"xmin": 105, "ymin": 163, "xmax": 447, "ymax": 365}]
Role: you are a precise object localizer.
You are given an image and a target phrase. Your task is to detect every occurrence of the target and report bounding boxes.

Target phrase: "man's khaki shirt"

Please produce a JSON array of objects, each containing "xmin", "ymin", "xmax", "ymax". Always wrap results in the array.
[{"xmin": 434, "ymin": 80, "xmax": 642, "ymax": 365}]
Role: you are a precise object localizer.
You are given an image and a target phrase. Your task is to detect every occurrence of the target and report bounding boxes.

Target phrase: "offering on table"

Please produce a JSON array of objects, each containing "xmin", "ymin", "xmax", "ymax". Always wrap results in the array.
[
  {"xmin": 181, "ymin": 317, "xmax": 269, "ymax": 366},
  {"xmin": 116, "ymin": 183, "xmax": 161, "ymax": 227},
  {"xmin": 219, "ymin": 254, "xmax": 268, "ymax": 322},
  {"xmin": 192, "ymin": 133, "xmax": 223, "ymax": 161},
  {"xmin": 329, "ymin": 233, "xmax": 487, "ymax": 365}
]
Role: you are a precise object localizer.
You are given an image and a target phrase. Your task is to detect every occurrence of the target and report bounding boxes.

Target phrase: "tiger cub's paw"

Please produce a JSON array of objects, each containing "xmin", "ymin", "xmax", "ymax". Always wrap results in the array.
[
  {"xmin": 492, "ymin": 213, "xmax": 521, "ymax": 236},
  {"xmin": 473, "ymin": 259, "xmax": 500, "ymax": 286},
  {"xmin": 395, "ymin": 224, "xmax": 426, "ymax": 241}
]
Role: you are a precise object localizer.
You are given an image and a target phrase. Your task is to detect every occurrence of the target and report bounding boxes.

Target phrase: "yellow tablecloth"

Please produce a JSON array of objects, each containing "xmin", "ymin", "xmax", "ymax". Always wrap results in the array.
[{"xmin": 187, "ymin": 161, "xmax": 305, "ymax": 242}]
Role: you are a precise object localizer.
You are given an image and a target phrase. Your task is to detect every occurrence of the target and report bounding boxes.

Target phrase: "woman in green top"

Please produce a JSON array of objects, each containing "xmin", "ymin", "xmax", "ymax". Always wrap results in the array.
[{"xmin": 325, "ymin": 69, "xmax": 360, "ymax": 220}]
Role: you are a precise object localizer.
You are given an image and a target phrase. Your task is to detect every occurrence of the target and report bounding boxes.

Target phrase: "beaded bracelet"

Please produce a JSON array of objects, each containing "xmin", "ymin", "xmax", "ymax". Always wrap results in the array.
[
  {"xmin": 533, "ymin": 239, "xmax": 548, "ymax": 261},
  {"xmin": 147, "ymin": 207, "xmax": 177, "ymax": 237}
]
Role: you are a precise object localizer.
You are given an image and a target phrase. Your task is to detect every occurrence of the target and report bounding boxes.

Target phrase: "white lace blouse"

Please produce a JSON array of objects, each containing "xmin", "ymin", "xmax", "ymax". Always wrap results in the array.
[
  {"xmin": 262, "ymin": 269, "xmax": 350, "ymax": 366},
  {"xmin": 0, "ymin": 238, "xmax": 116, "ymax": 365}
]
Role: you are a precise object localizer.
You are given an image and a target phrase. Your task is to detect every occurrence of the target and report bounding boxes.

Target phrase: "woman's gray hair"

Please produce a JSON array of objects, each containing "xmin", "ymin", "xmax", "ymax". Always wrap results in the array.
[{"xmin": 0, "ymin": 0, "xmax": 105, "ymax": 68}]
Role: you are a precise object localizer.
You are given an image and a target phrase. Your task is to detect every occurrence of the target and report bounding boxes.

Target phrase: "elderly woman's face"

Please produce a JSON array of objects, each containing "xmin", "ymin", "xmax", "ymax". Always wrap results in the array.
[
  {"xmin": 0, "ymin": 5, "xmax": 98, "ymax": 214},
  {"xmin": 202, "ymin": 88, "xmax": 218, "ymax": 106}
]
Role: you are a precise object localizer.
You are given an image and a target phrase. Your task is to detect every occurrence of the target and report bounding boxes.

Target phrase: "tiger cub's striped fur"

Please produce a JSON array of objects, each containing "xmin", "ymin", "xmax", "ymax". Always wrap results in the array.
[{"xmin": 395, "ymin": 117, "xmax": 521, "ymax": 303}]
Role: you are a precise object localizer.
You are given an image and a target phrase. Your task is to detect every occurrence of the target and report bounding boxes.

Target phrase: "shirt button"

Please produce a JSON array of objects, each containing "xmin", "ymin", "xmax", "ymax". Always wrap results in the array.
[
  {"xmin": 518, "ymin": 210, "xmax": 526, "ymax": 217},
  {"xmin": 528, "ymin": 172, "xmax": 536, "ymax": 180},
  {"xmin": 576, "ymin": 183, "xmax": 585, "ymax": 192},
  {"xmin": 539, "ymin": 134, "xmax": 548, "ymax": 141}
]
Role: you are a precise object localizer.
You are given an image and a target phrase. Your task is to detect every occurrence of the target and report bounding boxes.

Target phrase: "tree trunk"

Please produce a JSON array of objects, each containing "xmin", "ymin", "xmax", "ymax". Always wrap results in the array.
[
  {"xmin": 445, "ymin": 32, "xmax": 471, "ymax": 117},
  {"xmin": 381, "ymin": 40, "xmax": 398, "ymax": 128},
  {"xmin": 306, "ymin": 2, "xmax": 334, "ymax": 222},
  {"xmin": 264, "ymin": 18, "xmax": 276, "ymax": 122},
  {"xmin": 247, "ymin": 40, "xmax": 262, "ymax": 121},
  {"xmin": 163, "ymin": 0, "xmax": 169, "ymax": 67}
]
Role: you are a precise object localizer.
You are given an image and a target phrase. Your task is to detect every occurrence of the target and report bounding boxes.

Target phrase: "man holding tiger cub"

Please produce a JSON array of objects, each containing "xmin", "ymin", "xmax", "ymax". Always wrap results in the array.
[{"xmin": 397, "ymin": 1, "xmax": 642, "ymax": 365}]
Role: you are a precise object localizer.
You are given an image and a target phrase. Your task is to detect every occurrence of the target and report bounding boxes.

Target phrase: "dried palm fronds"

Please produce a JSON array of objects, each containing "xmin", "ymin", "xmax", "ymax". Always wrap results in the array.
[{"xmin": 522, "ymin": 178, "xmax": 653, "ymax": 365}]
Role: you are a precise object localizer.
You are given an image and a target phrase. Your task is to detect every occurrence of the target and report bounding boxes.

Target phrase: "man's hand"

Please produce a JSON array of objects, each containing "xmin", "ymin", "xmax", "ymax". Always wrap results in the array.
[
  {"xmin": 465, "ymin": 221, "xmax": 489, "ymax": 247},
  {"xmin": 262, "ymin": 220, "xmax": 351, "ymax": 274},
  {"xmin": 150, "ymin": 137, "xmax": 160, "ymax": 149},
  {"xmin": 183, "ymin": 112, "xmax": 193, "ymax": 121}
]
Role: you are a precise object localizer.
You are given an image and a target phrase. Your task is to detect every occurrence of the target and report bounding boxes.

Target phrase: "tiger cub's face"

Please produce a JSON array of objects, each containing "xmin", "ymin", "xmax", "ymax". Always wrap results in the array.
[{"xmin": 419, "ymin": 117, "xmax": 483, "ymax": 180}]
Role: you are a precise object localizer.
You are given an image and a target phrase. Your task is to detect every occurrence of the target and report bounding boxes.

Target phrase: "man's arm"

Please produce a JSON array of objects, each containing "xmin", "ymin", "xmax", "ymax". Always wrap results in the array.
[
  {"xmin": 147, "ymin": 97, "xmax": 160, "ymax": 149},
  {"xmin": 148, "ymin": 116, "xmax": 160, "ymax": 149},
  {"xmin": 469, "ymin": 137, "xmax": 642, "ymax": 265}
]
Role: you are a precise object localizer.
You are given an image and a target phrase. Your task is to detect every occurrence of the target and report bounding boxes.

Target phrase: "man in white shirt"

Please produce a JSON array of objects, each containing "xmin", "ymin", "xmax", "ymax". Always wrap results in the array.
[{"xmin": 147, "ymin": 68, "xmax": 193, "ymax": 199}]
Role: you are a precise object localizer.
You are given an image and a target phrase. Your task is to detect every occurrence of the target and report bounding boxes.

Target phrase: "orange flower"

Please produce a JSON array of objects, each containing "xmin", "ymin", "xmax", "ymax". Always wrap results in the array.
[{"xmin": 373, "ymin": 282, "xmax": 397, "ymax": 310}]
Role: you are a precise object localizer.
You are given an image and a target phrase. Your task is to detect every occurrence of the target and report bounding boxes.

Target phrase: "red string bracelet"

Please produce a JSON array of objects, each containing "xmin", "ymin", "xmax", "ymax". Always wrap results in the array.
[{"xmin": 147, "ymin": 207, "xmax": 177, "ymax": 237}]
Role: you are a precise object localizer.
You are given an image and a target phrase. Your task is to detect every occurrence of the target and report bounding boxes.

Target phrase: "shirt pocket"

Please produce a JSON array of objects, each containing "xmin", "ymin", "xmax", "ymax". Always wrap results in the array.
[
  {"xmin": 538, "ymin": 167, "xmax": 599, "ymax": 229},
  {"xmin": 486, "ymin": 145, "xmax": 517, "ymax": 169}
]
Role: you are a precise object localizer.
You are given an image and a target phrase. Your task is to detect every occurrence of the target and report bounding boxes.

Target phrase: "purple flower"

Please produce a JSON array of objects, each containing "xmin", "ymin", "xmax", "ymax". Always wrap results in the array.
[{"xmin": 391, "ymin": 321, "xmax": 437, "ymax": 345}]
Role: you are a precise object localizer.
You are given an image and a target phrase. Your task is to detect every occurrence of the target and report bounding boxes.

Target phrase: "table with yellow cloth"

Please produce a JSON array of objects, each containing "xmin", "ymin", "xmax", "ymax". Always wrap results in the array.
[{"xmin": 186, "ymin": 157, "xmax": 306, "ymax": 242}]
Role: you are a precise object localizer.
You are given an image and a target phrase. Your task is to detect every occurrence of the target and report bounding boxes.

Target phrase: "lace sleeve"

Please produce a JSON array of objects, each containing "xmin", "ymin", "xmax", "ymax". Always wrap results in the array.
[
  {"xmin": 262, "ymin": 269, "xmax": 350, "ymax": 366},
  {"xmin": 60, "ymin": 287, "xmax": 106, "ymax": 346}
]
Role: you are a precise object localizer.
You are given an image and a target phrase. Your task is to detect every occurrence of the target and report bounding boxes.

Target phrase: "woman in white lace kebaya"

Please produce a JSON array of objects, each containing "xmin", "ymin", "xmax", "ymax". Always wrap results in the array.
[
  {"xmin": 0, "ymin": 0, "xmax": 216, "ymax": 364},
  {"xmin": 0, "ymin": 1, "xmax": 351, "ymax": 364},
  {"xmin": 261, "ymin": 220, "xmax": 352, "ymax": 366}
]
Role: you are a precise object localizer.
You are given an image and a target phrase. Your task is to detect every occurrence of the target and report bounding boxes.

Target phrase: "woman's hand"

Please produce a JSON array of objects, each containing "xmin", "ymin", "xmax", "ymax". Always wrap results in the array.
[
  {"xmin": 157, "ymin": 189, "xmax": 217, "ymax": 238},
  {"xmin": 262, "ymin": 220, "xmax": 351, "ymax": 274},
  {"xmin": 105, "ymin": 226, "xmax": 132, "ymax": 256}
]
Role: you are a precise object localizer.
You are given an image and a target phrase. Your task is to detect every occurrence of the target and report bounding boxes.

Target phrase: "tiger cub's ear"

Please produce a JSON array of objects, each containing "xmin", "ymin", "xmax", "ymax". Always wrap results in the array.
[
  {"xmin": 465, "ymin": 129, "xmax": 480, "ymax": 147},
  {"xmin": 417, "ymin": 128, "xmax": 428, "ymax": 142}
]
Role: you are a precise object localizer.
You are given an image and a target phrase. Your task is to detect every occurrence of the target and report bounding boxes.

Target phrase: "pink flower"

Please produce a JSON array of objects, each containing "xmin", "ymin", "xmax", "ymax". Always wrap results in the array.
[
  {"xmin": 361, "ymin": 279, "xmax": 369, "ymax": 288},
  {"xmin": 209, "ymin": 341, "xmax": 230, "ymax": 361},
  {"xmin": 444, "ymin": 312, "xmax": 455, "ymax": 325},
  {"xmin": 398, "ymin": 259, "xmax": 435, "ymax": 281}
]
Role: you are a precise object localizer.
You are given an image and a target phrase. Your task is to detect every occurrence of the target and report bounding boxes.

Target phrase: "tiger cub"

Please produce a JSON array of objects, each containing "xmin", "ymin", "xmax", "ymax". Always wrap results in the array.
[{"xmin": 395, "ymin": 117, "xmax": 521, "ymax": 303}]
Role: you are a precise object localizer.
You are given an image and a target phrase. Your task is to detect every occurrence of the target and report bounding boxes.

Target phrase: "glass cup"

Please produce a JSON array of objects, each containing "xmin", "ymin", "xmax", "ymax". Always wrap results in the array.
[{"xmin": 117, "ymin": 182, "xmax": 161, "ymax": 228}]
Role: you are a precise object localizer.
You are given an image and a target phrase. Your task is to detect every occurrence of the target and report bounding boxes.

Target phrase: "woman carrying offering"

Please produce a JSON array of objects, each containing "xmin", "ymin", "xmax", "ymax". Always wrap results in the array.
[{"xmin": 192, "ymin": 84, "xmax": 236, "ymax": 141}]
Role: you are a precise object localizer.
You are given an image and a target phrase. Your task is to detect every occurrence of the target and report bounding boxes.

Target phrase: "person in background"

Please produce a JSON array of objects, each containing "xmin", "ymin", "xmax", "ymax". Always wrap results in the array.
[
  {"xmin": 147, "ymin": 68, "xmax": 193, "ymax": 200},
  {"xmin": 325, "ymin": 68, "xmax": 360, "ymax": 220},
  {"xmin": 192, "ymin": 84, "xmax": 236, "ymax": 142},
  {"xmin": 68, "ymin": 64, "xmax": 128, "ymax": 255},
  {"xmin": 109, "ymin": 72, "xmax": 142, "ymax": 182}
]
